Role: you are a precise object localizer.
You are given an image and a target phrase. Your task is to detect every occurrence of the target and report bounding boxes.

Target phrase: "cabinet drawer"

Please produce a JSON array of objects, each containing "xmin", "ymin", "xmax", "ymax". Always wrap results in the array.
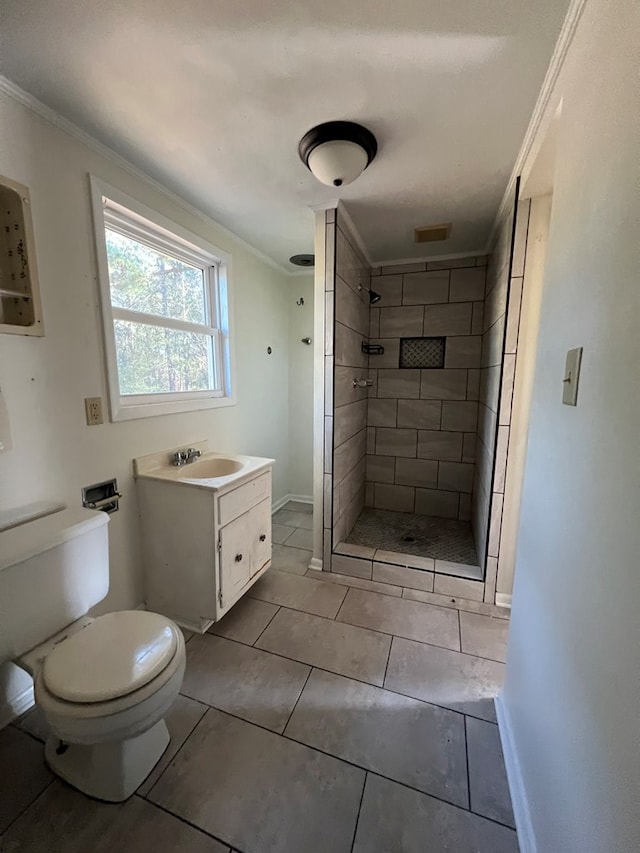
[{"xmin": 218, "ymin": 471, "xmax": 271, "ymax": 526}]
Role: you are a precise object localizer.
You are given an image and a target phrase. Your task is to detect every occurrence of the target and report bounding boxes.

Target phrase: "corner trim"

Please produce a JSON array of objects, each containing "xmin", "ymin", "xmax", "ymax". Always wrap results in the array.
[
  {"xmin": 489, "ymin": 0, "xmax": 588, "ymax": 241},
  {"xmin": 0, "ymin": 75, "xmax": 294, "ymax": 278},
  {"xmin": 308, "ymin": 558, "xmax": 323, "ymax": 571},
  {"xmin": 495, "ymin": 592, "xmax": 513, "ymax": 608},
  {"xmin": 495, "ymin": 693, "xmax": 537, "ymax": 853},
  {"xmin": 0, "ymin": 684, "xmax": 35, "ymax": 730}
]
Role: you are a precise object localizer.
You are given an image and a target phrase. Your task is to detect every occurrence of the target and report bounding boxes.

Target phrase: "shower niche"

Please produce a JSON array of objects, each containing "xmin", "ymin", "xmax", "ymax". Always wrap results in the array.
[{"xmin": 0, "ymin": 175, "xmax": 43, "ymax": 335}]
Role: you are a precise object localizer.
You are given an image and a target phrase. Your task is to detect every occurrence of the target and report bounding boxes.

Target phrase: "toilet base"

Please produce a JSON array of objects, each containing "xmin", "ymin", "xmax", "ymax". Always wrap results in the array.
[{"xmin": 44, "ymin": 719, "xmax": 170, "ymax": 802}]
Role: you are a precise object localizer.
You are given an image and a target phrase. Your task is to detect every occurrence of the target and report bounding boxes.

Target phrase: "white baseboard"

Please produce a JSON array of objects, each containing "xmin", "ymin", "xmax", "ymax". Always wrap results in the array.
[
  {"xmin": 495, "ymin": 592, "xmax": 512, "ymax": 609},
  {"xmin": 0, "ymin": 684, "xmax": 35, "ymax": 730},
  {"xmin": 495, "ymin": 694, "xmax": 536, "ymax": 853},
  {"xmin": 272, "ymin": 493, "xmax": 313, "ymax": 514}
]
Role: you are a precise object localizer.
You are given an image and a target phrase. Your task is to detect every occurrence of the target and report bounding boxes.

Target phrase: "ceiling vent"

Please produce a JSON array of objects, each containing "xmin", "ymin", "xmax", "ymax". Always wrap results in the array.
[{"xmin": 414, "ymin": 223, "xmax": 451, "ymax": 244}]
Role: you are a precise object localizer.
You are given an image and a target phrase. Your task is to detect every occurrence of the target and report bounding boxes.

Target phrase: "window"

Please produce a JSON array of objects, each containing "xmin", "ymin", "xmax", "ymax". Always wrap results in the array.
[{"xmin": 90, "ymin": 177, "xmax": 234, "ymax": 421}]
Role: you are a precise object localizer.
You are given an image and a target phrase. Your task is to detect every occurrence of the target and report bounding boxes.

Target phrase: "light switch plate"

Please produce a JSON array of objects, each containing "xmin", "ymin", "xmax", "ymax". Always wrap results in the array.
[{"xmin": 562, "ymin": 347, "xmax": 583, "ymax": 406}]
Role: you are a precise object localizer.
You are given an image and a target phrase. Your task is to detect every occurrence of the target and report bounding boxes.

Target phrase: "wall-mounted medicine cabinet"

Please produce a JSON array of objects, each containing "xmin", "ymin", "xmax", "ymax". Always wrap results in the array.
[{"xmin": 0, "ymin": 175, "xmax": 43, "ymax": 336}]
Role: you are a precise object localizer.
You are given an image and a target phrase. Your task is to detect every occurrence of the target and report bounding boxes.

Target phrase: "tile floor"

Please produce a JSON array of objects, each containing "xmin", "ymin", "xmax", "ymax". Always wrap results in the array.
[{"xmin": 1, "ymin": 501, "xmax": 517, "ymax": 853}]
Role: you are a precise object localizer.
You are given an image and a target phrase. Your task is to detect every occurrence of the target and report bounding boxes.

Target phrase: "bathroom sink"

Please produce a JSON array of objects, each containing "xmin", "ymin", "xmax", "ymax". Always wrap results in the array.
[
  {"xmin": 133, "ymin": 444, "xmax": 274, "ymax": 493},
  {"xmin": 178, "ymin": 456, "xmax": 244, "ymax": 479}
]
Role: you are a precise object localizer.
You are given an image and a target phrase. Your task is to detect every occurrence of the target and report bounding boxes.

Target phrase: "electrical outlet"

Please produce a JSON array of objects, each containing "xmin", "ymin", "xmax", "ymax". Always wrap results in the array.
[{"xmin": 85, "ymin": 397, "xmax": 104, "ymax": 426}]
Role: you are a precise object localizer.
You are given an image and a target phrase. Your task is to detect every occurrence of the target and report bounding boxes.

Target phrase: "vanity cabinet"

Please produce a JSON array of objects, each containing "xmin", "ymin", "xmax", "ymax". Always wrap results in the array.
[{"xmin": 136, "ymin": 461, "xmax": 273, "ymax": 633}]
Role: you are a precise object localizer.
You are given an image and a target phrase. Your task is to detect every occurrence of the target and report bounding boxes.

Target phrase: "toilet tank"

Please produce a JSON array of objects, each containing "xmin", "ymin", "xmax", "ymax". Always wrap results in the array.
[{"xmin": 0, "ymin": 506, "xmax": 110, "ymax": 663}]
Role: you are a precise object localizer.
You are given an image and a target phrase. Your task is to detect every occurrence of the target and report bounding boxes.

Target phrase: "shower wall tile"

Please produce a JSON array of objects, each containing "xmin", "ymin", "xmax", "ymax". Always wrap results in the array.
[
  {"xmin": 369, "ymin": 307, "xmax": 381, "ymax": 337},
  {"xmin": 336, "ymin": 277, "xmax": 369, "ymax": 336},
  {"xmin": 458, "ymin": 492, "xmax": 472, "ymax": 522},
  {"xmin": 368, "ymin": 398, "xmax": 397, "ymax": 428},
  {"xmin": 462, "ymin": 433, "xmax": 477, "ymax": 464},
  {"xmin": 395, "ymin": 458, "xmax": 438, "ymax": 489},
  {"xmin": 379, "ymin": 306, "xmax": 424, "ymax": 337},
  {"xmin": 374, "ymin": 483, "xmax": 415, "ymax": 513},
  {"xmin": 367, "ymin": 338, "xmax": 400, "ymax": 369},
  {"xmin": 375, "ymin": 428, "xmax": 418, "ymax": 458},
  {"xmin": 444, "ymin": 336, "xmax": 482, "ymax": 368},
  {"xmin": 366, "ymin": 454, "xmax": 396, "ymax": 484},
  {"xmin": 417, "ymin": 430, "xmax": 463, "ymax": 462},
  {"xmin": 402, "ymin": 271, "xmax": 450, "ymax": 305},
  {"xmin": 372, "ymin": 274, "xmax": 403, "ymax": 306},
  {"xmin": 382, "ymin": 262, "xmax": 426, "ymax": 275},
  {"xmin": 427, "ymin": 256, "xmax": 476, "ymax": 270},
  {"xmin": 449, "ymin": 267, "xmax": 487, "ymax": 302},
  {"xmin": 467, "ymin": 369, "xmax": 480, "ymax": 401},
  {"xmin": 438, "ymin": 461, "xmax": 474, "ymax": 494},
  {"xmin": 420, "ymin": 369, "xmax": 467, "ymax": 401},
  {"xmin": 361, "ymin": 257, "xmax": 487, "ymax": 525},
  {"xmin": 441, "ymin": 401, "xmax": 478, "ymax": 432},
  {"xmin": 472, "ymin": 302, "xmax": 484, "ymax": 335},
  {"xmin": 334, "ymin": 400, "xmax": 368, "ymax": 447},
  {"xmin": 397, "ymin": 399, "xmax": 441, "ymax": 430},
  {"xmin": 332, "ymin": 211, "xmax": 372, "ymax": 551},
  {"xmin": 415, "ymin": 488, "xmax": 459, "ymax": 519},
  {"xmin": 335, "ymin": 322, "xmax": 367, "ymax": 369},
  {"xmin": 423, "ymin": 302, "xmax": 472, "ymax": 336},
  {"xmin": 377, "ymin": 369, "xmax": 421, "ymax": 399}
]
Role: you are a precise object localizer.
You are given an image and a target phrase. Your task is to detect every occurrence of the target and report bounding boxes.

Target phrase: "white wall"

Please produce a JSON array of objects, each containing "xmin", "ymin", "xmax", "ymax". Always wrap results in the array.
[
  {"xmin": 287, "ymin": 276, "xmax": 314, "ymax": 498},
  {"xmin": 0, "ymin": 88, "xmax": 294, "ymax": 623},
  {"xmin": 501, "ymin": 0, "xmax": 640, "ymax": 850}
]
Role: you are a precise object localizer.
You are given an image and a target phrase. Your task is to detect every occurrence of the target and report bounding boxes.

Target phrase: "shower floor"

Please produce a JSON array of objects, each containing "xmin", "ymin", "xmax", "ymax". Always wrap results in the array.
[{"xmin": 346, "ymin": 507, "xmax": 479, "ymax": 567}]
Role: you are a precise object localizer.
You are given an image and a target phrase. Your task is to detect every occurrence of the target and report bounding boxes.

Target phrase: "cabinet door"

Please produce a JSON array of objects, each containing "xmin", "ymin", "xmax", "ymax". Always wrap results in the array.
[
  {"xmin": 250, "ymin": 497, "xmax": 272, "ymax": 577},
  {"xmin": 219, "ymin": 511, "xmax": 251, "ymax": 607}
]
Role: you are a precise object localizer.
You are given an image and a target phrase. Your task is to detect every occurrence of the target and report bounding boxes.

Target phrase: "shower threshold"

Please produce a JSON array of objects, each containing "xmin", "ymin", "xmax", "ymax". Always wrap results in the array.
[{"xmin": 345, "ymin": 507, "xmax": 481, "ymax": 580}]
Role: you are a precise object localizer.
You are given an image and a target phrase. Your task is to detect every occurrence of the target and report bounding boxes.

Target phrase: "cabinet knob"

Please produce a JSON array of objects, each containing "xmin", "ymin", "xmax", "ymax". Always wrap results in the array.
[
  {"xmin": 260, "ymin": 534, "xmax": 267, "ymax": 542},
  {"xmin": 235, "ymin": 553, "xmax": 243, "ymax": 562}
]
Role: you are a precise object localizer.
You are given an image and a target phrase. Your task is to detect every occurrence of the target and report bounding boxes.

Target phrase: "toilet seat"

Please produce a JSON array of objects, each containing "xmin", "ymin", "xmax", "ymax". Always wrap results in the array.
[{"xmin": 43, "ymin": 611, "xmax": 179, "ymax": 703}]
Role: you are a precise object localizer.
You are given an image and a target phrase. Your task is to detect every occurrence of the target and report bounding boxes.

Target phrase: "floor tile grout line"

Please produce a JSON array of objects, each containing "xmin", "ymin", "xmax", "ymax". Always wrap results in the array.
[
  {"xmin": 349, "ymin": 770, "xmax": 369, "ymax": 853},
  {"xmin": 137, "ymin": 792, "xmax": 244, "ymax": 852},
  {"xmin": 381, "ymin": 633, "xmax": 394, "ymax": 687},
  {"xmin": 140, "ymin": 700, "xmax": 209, "ymax": 800},
  {"xmin": 463, "ymin": 714, "xmax": 472, "ymax": 812},
  {"xmin": 250, "ymin": 604, "xmax": 281, "ymax": 647},
  {"xmin": 178, "ymin": 703, "xmax": 498, "ymax": 826},
  {"xmin": 0, "ymin": 776, "xmax": 55, "ymax": 838},
  {"xmin": 248, "ymin": 590, "xmax": 506, "ymax": 663},
  {"xmin": 281, "ymin": 666, "xmax": 313, "ymax": 734},
  {"xmin": 333, "ymin": 584, "xmax": 353, "ymax": 622},
  {"xmin": 180, "ymin": 634, "xmax": 496, "ymax": 728}
]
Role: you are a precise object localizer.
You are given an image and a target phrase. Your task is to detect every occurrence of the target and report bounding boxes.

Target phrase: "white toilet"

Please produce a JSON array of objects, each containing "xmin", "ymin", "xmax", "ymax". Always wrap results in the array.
[{"xmin": 0, "ymin": 503, "xmax": 186, "ymax": 802}]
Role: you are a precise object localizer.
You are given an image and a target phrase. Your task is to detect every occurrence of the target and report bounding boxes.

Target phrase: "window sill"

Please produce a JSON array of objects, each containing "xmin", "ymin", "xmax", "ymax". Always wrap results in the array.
[{"xmin": 110, "ymin": 394, "xmax": 237, "ymax": 422}]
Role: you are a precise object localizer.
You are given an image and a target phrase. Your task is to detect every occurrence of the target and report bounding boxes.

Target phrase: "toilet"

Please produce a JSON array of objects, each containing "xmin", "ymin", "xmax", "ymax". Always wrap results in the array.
[{"xmin": 0, "ymin": 503, "xmax": 186, "ymax": 802}]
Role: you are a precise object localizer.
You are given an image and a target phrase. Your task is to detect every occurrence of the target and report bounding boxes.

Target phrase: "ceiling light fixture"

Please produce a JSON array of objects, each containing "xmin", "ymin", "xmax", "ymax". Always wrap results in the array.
[{"xmin": 298, "ymin": 121, "xmax": 377, "ymax": 188}]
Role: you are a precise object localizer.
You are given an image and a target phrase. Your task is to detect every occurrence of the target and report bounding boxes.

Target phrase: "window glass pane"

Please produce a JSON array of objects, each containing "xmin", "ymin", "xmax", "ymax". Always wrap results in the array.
[
  {"xmin": 114, "ymin": 320, "xmax": 214, "ymax": 395},
  {"xmin": 106, "ymin": 229, "xmax": 207, "ymax": 324}
]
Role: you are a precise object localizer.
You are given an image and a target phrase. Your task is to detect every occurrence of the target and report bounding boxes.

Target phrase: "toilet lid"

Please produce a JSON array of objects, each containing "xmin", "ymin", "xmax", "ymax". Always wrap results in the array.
[{"xmin": 42, "ymin": 611, "xmax": 179, "ymax": 703}]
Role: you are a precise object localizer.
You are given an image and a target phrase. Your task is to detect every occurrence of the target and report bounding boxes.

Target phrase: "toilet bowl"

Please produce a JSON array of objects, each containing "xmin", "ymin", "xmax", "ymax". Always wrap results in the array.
[{"xmin": 0, "ymin": 504, "xmax": 186, "ymax": 802}]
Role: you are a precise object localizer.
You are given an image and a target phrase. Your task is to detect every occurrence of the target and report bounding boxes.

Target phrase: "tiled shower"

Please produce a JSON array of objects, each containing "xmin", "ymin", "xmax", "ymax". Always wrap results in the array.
[{"xmin": 322, "ymin": 203, "xmax": 525, "ymax": 599}]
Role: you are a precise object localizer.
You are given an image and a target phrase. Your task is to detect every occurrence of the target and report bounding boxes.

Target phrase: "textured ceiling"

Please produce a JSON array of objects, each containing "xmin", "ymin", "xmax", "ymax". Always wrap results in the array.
[{"xmin": 0, "ymin": 0, "xmax": 570, "ymax": 270}]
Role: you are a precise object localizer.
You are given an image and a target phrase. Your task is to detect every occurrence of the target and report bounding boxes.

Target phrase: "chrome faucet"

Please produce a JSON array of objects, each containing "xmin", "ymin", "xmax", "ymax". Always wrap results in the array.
[{"xmin": 170, "ymin": 447, "xmax": 202, "ymax": 466}]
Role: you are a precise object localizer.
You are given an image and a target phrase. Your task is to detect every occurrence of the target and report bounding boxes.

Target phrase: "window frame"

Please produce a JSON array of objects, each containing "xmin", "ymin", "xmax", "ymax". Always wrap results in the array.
[{"xmin": 89, "ymin": 176, "xmax": 236, "ymax": 421}]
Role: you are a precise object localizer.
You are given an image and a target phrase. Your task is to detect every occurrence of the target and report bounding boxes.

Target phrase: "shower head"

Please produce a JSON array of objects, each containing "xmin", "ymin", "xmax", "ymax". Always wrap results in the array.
[{"xmin": 369, "ymin": 289, "xmax": 381, "ymax": 304}]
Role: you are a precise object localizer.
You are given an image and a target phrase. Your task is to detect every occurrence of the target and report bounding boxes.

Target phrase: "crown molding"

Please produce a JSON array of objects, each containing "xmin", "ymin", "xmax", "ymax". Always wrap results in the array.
[
  {"xmin": 488, "ymin": 0, "xmax": 588, "ymax": 244},
  {"xmin": 0, "ymin": 75, "xmax": 296, "ymax": 278},
  {"xmin": 308, "ymin": 199, "xmax": 339, "ymax": 212}
]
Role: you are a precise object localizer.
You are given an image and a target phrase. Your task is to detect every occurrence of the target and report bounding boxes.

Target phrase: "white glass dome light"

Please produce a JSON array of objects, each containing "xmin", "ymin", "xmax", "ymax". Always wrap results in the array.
[{"xmin": 299, "ymin": 121, "xmax": 377, "ymax": 189}]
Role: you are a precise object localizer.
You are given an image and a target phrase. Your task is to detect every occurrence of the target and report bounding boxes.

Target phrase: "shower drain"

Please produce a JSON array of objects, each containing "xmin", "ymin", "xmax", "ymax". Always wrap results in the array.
[{"xmin": 402, "ymin": 535, "xmax": 416, "ymax": 543}]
